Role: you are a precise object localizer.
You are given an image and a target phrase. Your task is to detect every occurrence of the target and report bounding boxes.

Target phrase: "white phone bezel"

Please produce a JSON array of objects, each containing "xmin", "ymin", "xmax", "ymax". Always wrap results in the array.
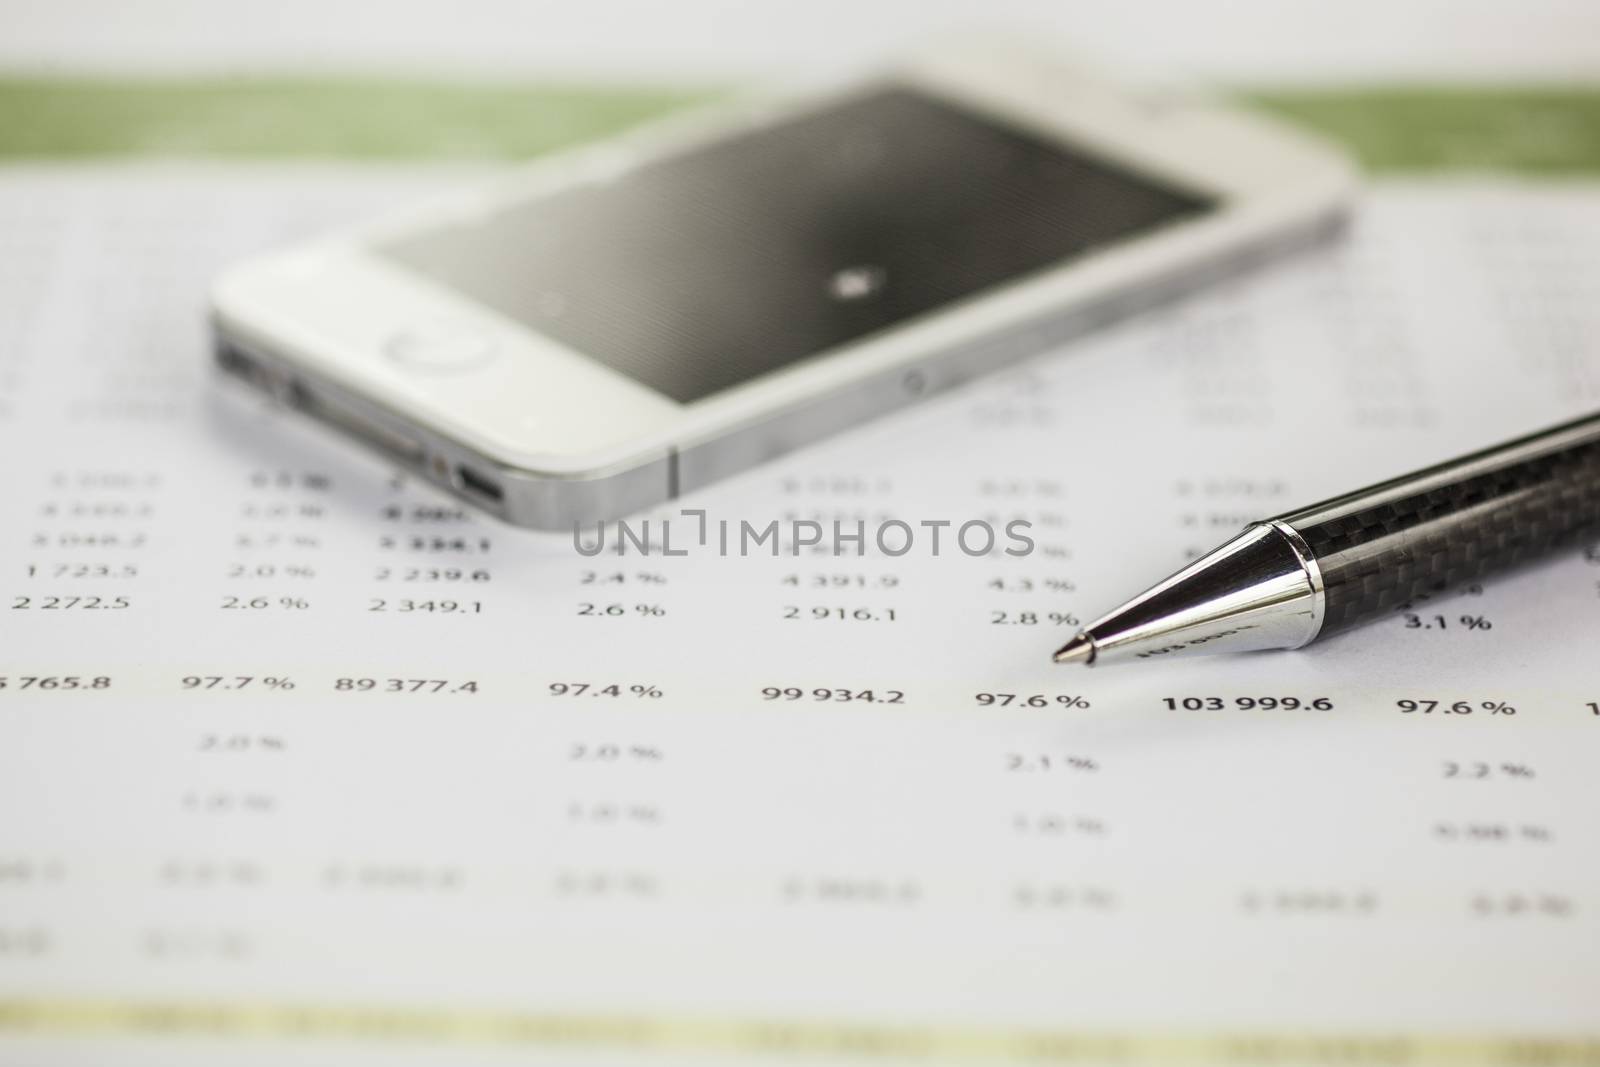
[{"xmin": 211, "ymin": 40, "xmax": 1355, "ymax": 479}]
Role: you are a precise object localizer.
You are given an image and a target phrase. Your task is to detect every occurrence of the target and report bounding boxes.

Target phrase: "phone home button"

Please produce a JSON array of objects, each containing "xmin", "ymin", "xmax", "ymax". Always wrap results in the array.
[{"xmin": 383, "ymin": 323, "xmax": 498, "ymax": 373}]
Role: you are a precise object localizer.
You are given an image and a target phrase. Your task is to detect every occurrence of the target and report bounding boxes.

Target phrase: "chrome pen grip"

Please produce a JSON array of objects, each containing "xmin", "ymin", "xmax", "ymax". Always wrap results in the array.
[{"xmin": 1275, "ymin": 412, "xmax": 1600, "ymax": 637}]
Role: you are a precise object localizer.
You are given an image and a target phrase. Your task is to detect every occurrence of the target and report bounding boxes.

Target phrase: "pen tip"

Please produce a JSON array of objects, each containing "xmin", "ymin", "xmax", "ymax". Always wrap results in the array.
[{"xmin": 1052, "ymin": 633, "xmax": 1096, "ymax": 666}]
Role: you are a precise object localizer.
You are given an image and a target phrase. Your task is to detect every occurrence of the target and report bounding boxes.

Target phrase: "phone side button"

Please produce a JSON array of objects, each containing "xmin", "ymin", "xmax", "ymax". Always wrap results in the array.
[{"xmin": 382, "ymin": 323, "xmax": 499, "ymax": 373}]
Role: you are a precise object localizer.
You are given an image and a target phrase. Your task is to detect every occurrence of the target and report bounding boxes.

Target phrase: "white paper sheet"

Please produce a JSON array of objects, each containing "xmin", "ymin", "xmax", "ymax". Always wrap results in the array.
[{"xmin": 1, "ymin": 166, "xmax": 1599, "ymax": 1065}]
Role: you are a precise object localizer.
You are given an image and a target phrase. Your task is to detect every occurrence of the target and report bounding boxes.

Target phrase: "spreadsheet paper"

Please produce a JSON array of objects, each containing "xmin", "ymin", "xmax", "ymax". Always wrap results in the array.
[{"xmin": 1, "ymin": 166, "xmax": 1599, "ymax": 1065}]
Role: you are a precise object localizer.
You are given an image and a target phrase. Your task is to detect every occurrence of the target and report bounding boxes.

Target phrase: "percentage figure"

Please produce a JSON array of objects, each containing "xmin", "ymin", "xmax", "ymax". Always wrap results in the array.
[
  {"xmin": 1006, "ymin": 752, "xmax": 1099, "ymax": 772},
  {"xmin": 977, "ymin": 693, "xmax": 1091, "ymax": 709},
  {"xmin": 580, "ymin": 603, "xmax": 667, "ymax": 618},
  {"xmin": 1404, "ymin": 612, "xmax": 1495, "ymax": 631},
  {"xmin": 570, "ymin": 743, "xmax": 665, "ymax": 762},
  {"xmin": 1398, "ymin": 698, "xmax": 1518, "ymax": 716},
  {"xmin": 1047, "ymin": 612, "xmax": 1079, "ymax": 627},
  {"xmin": 585, "ymin": 571, "xmax": 667, "ymax": 586},
  {"xmin": 1443, "ymin": 761, "xmax": 1535, "ymax": 778},
  {"xmin": 1435, "ymin": 822, "xmax": 1551, "ymax": 843},
  {"xmin": 182, "ymin": 675, "xmax": 299, "ymax": 691},
  {"xmin": 1014, "ymin": 813, "xmax": 1107, "ymax": 837},
  {"xmin": 551, "ymin": 682, "xmax": 664, "ymax": 699},
  {"xmin": 201, "ymin": 734, "xmax": 286, "ymax": 752}
]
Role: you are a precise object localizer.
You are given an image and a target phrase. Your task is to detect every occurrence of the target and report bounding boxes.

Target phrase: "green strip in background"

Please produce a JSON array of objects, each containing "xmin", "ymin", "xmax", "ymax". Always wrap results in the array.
[
  {"xmin": 0, "ymin": 78, "xmax": 712, "ymax": 162},
  {"xmin": 0, "ymin": 77, "xmax": 1598, "ymax": 174},
  {"xmin": 1247, "ymin": 88, "xmax": 1600, "ymax": 175}
]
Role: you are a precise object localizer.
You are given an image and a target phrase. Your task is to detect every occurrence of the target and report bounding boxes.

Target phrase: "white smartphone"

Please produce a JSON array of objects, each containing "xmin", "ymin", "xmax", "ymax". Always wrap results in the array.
[{"xmin": 211, "ymin": 41, "xmax": 1355, "ymax": 530}]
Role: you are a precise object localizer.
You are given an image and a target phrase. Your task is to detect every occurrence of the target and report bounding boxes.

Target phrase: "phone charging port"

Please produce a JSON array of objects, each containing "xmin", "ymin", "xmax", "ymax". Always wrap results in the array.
[
  {"xmin": 216, "ymin": 340, "xmax": 260, "ymax": 383},
  {"xmin": 455, "ymin": 466, "xmax": 504, "ymax": 504}
]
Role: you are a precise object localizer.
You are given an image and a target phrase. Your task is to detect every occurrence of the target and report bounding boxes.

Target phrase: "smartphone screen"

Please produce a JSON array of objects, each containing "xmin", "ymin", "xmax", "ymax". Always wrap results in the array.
[{"xmin": 379, "ymin": 86, "xmax": 1214, "ymax": 404}]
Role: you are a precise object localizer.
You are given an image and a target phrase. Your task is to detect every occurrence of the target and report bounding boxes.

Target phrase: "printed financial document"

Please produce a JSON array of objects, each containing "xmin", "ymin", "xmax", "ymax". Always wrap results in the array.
[{"xmin": 1, "ymin": 167, "xmax": 1598, "ymax": 1065}]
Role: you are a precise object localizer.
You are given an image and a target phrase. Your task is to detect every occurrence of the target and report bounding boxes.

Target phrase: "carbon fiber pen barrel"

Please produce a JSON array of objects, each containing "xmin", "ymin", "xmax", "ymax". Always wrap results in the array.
[
  {"xmin": 1056, "ymin": 410, "xmax": 1600, "ymax": 667},
  {"xmin": 1277, "ymin": 411, "xmax": 1600, "ymax": 637}
]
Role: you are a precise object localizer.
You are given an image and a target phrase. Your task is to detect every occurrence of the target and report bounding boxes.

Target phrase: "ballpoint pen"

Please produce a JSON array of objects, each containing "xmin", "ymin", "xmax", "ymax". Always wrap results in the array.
[{"xmin": 1053, "ymin": 410, "xmax": 1600, "ymax": 667}]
